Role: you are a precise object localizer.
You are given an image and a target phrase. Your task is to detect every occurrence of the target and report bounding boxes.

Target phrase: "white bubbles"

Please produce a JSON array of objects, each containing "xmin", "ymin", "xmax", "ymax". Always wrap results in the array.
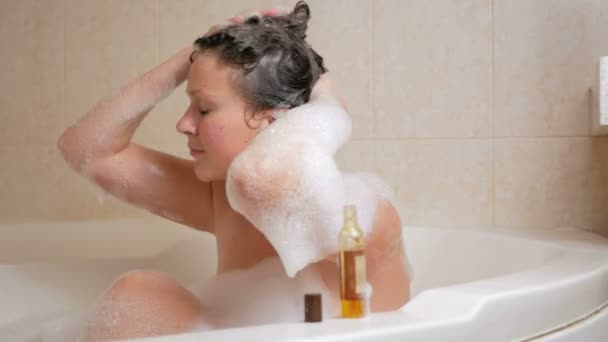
[
  {"xmin": 40, "ymin": 314, "xmax": 86, "ymax": 342},
  {"xmin": 1, "ymin": 313, "xmax": 87, "ymax": 342},
  {"xmin": 263, "ymin": 97, "xmax": 352, "ymax": 154},
  {"xmin": 196, "ymin": 257, "xmax": 338, "ymax": 328},
  {"xmin": 226, "ymin": 98, "xmax": 397, "ymax": 277},
  {"xmin": 146, "ymin": 163, "xmax": 165, "ymax": 177},
  {"xmin": 80, "ymin": 151, "xmax": 95, "ymax": 176}
]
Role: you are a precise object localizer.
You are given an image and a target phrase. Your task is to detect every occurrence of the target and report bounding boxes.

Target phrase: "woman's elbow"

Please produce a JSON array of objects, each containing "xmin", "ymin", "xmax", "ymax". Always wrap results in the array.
[
  {"xmin": 57, "ymin": 128, "xmax": 73, "ymax": 163},
  {"xmin": 57, "ymin": 127, "xmax": 87, "ymax": 173}
]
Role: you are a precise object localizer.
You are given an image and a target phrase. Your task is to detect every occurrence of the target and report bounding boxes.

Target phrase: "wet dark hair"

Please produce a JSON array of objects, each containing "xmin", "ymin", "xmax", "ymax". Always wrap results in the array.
[{"xmin": 191, "ymin": 1, "xmax": 327, "ymax": 113}]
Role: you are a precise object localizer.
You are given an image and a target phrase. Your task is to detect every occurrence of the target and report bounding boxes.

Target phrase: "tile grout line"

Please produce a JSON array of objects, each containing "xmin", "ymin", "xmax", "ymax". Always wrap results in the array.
[
  {"xmin": 491, "ymin": 0, "xmax": 496, "ymax": 227},
  {"xmin": 63, "ymin": 0, "xmax": 67, "ymax": 120},
  {"xmin": 156, "ymin": 0, "xmax": 160, "ymax": 65},
  {"xmin": 371, "ymin": 0, "xmax": 376, "ymax": 140},
  {"xmin": 351, "ymin": 136, "xmax": 596, "ymax": 142},
  {"xmin": 370, "ymin": 0, "xmax": 378, "ymax": 173}
]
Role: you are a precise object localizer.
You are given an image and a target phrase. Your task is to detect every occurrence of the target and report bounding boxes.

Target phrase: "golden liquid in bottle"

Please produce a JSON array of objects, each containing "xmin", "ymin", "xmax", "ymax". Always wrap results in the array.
[
  {"xmin": 339, "ymin": 249, "xmax": 366, "ymax": 318},
  {"xmin": 339, "ymin": 205, "xmax": 368, "ymax": 318}
]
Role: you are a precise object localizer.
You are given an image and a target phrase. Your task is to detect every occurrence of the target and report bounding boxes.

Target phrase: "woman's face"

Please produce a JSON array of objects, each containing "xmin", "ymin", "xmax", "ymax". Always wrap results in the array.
[{"xmin": 177, "ymin": 52, "xmax": 270, "ymax": 182}]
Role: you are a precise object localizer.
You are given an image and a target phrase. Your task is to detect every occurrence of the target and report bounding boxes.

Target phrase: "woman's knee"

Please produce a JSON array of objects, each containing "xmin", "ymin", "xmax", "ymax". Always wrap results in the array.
[
  {"xmin": 104, "ymin": 270, "xmax": 204, "ymax": 318},
  {"xmin": 86, "ymin": 270, "xmax": 206, "ymax": 341}
]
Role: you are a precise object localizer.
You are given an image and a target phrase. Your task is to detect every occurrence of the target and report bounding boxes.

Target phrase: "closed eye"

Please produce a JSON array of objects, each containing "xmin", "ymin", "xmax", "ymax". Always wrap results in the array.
[{"xmin": 199, "ymin": 109, "xmax": 210, "ymax": 116}]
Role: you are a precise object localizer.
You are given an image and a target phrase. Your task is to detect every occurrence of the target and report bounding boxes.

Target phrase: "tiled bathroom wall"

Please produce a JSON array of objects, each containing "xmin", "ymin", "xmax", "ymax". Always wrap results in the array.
[{"xmin": 1, "ymin": 0, "xmax": 607, "ymax": 235}]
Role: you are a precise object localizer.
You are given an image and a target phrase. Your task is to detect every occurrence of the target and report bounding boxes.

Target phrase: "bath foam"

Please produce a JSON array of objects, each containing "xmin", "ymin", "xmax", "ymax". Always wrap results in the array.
[
  {"xmin": 196, "ymin": 257, "xmax": 339, "ymax": 328},
  {"xmin": 226, "ymin": 98, "xmax": 397, "ymax": 277},
  {"xmin": 39, "ymin": 314, "xmax": 86, "ymax": 342},
  {"xmin": 146, "ymin": 162, "xmax": 166, "ymax": 177}
]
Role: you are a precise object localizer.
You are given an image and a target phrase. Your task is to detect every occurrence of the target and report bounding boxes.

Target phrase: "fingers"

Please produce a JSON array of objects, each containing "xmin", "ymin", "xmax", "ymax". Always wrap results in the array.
[
  {"xmin": 259, "ymin": 7, "xmax": 290, "ymax": 17},
  {"xmin": 228, "ymin": 10, "xmax": 261, "ymax": 24},
  {"xmin": 228, "ymin": 6, "xmax": 290, "ymax": 24},
  {"xmin": 203, "ymin": 7, "xmax": 287, "ymax": 39},
  {"xmin": 204, "ymin": 23, "xmax": 225, "ymax": 36}
]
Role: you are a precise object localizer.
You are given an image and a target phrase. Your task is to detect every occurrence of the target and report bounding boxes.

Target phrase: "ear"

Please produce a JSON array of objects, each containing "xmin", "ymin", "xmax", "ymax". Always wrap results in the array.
[
  {"xmin": 269, "ymin": 108, "xmax": 288, "ymax": 121},
  {"xmin": 255, "ymin": 109, "xmax": 283, "ymax": 130}
]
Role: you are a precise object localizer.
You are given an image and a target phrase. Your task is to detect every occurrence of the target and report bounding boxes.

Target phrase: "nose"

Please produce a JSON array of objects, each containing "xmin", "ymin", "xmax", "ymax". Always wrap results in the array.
[{"xmin": 176, "ymin": 108, "xmax": 197, "ymax": 136}]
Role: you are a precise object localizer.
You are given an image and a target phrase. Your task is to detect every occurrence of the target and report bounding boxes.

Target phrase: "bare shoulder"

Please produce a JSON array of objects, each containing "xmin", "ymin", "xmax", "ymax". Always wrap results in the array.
[
  {"xmin": 367, "ymin": 199, "xmax": 403, "ymax": 258},
  {"xmin": 366, "ymin": 198, "xmax": 410, "ymax": 311},
  {"xmin": 316, "ymin": 197, "xmax": 410, "ymax": 312}
]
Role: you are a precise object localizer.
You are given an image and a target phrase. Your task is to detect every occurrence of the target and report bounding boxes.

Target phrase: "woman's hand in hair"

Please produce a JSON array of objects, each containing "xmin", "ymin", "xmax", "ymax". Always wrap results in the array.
[
  {"xmin": 201, "ymin": 7, "xmax": 289, "ymax": 39},
  {"xmin": 228, "ymin": 7, "xmax": 291, "ymax": 24}
]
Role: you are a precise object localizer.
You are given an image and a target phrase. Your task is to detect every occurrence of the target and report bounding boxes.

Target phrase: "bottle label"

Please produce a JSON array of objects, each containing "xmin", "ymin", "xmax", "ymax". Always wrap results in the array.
[{"xmin": 340, "ymin": 250, "xmax": 367, "ymax": 300}]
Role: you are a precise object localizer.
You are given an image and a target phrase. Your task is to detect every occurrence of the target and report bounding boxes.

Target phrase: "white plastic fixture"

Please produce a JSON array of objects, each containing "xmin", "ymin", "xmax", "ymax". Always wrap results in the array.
[{"xmin": 1, "ymin": 219, "xmax": 608, "ymax": 341}]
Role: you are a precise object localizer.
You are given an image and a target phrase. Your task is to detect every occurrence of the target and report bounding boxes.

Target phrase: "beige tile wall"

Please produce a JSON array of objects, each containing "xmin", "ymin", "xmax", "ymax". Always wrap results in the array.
[{"xmin": 0, "ymin": 0, "xmax": 607, "ymax": 235}]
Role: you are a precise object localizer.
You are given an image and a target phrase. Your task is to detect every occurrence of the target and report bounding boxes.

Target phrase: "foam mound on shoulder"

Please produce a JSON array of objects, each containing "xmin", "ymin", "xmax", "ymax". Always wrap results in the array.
[{"xmin": 226, "ymin": 98, "xmax": 396, "ymax": 277}]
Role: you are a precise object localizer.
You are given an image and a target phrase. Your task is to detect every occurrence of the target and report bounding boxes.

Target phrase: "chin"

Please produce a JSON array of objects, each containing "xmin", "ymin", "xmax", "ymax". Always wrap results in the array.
[
  {"xmin": 194, "ymin": 168, "xmax": 213, "ymax": 182},
  {"xmin": 194, "ymin": 166, "xmax": 226, "ymax": 183}
]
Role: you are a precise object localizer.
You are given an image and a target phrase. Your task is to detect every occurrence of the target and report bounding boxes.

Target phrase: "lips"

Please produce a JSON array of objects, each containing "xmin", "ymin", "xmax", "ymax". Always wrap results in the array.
[{"xmin": 189, "ymin": 146, "xmax": 205, "ymax": 157}]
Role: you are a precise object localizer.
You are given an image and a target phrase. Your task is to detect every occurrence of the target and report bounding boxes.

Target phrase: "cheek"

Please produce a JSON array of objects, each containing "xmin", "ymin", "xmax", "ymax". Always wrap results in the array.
[
  {"xmin": 200, "ymin": 122, "xmax": 242, "ymax": 162},
  {"xmin": 199, "ymin": 116, "xmax": 257, "ymax": 165},
  {"xmin": 204, "ymin": 124, "xmax": 225, "ymax": 146}
]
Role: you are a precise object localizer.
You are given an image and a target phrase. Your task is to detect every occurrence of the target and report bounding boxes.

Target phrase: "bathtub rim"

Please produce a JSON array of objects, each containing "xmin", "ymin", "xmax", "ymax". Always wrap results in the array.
[{"xmin": 1, "ymin": 219, "xmax": 608, "ymax": 341}]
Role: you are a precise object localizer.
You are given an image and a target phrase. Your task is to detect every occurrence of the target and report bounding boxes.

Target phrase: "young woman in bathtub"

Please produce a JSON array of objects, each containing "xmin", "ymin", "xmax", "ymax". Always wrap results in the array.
[{"xmin": 57, "ymin": 2, "xmax": 410, "ymax": 340}]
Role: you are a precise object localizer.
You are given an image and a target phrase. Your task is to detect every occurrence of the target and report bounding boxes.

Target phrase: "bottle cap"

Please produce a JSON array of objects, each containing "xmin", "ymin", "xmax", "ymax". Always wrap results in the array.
[{"xmin": 304, "ymin": 293, "xmax": 323, "ymax": 322}]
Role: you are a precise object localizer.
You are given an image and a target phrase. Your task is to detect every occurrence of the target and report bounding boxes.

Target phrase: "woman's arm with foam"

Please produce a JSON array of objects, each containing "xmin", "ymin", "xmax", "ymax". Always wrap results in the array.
[
  {"xmin": 226, "ymin": 74, "xmax": 352, "ymax": 208},
  {"xmin": 227, "ymin": 76, "xmax": 412, "ymax": 280},
  {"xmin": 226, "ymin": 77, "xmax": 368, "ymax": 274},
  {"xmin": 227, "ymin": 74, "xmax": 350, "ymax": 208},
  {"xmin": 58, "ymin": 47, "xmax": 191, "ymax": 171},
  {"xmin": 226, "ymin": 77, "xmax": 349, "ymax": 274},
  {"xmin": 57, "ymin": 46, "xmax": 215, "ymax": 232},
  {"xmin": 229, "ymin": 145, "xmax": 411, "ymax": 307}
]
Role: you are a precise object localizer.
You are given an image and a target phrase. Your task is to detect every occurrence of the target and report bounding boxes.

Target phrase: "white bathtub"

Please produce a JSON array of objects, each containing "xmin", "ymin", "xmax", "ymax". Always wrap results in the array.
[{"xmin": 1, "ymin": 218, "xmax": 608, "ymax": 341}]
